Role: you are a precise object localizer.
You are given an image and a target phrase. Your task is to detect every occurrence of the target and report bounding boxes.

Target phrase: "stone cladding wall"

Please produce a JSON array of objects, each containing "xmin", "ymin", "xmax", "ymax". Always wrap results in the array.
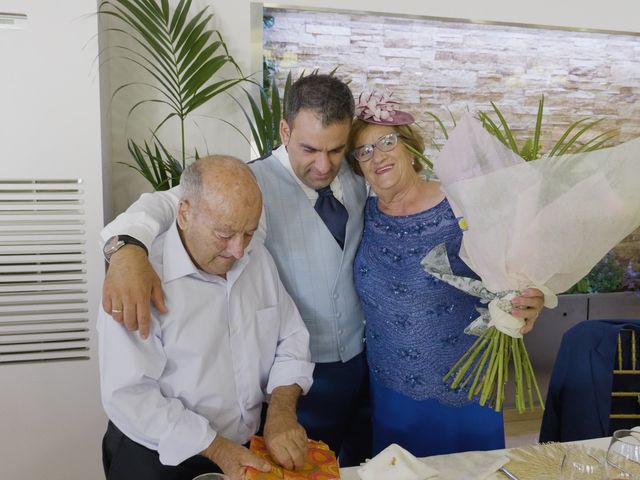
[{"xmin": 264, "ymin": 8, "xmax": 640, "ymax": 269}]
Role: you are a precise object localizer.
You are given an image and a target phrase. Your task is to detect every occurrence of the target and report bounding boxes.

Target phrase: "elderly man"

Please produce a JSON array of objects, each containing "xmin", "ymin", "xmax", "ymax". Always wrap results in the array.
[
  {"xmin": 98, "ymin": 156, "xmax": 314, "ymax": 480},
  {"xmin": 100, "ymin": 75, "xmax": 372, "ymax": 466}
]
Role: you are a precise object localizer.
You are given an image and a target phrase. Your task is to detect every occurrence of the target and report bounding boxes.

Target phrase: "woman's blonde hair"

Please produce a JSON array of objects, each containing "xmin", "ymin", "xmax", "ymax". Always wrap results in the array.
[{"xmin": 346, "ymin": 118, "xmax": 425, "ymax": 176}]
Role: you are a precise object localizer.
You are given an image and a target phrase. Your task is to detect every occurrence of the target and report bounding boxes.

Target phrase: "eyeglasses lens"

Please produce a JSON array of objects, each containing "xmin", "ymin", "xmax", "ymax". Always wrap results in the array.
[{"xmin": 355, "ymin": 133, "xmax": 398, "ymax": 162}]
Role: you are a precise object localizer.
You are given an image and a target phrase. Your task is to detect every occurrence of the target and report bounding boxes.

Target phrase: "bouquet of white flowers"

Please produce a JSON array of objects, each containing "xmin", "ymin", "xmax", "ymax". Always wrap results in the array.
[{"xmin": 422, "ymin": 114, "xmax": 640, "ymax": 412}]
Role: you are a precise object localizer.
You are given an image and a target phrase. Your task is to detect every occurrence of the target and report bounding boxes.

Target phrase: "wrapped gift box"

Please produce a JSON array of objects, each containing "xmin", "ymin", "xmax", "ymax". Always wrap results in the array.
[{"xmin": 245, "ymin": 435, "xmax": 340, "ymax": 480}]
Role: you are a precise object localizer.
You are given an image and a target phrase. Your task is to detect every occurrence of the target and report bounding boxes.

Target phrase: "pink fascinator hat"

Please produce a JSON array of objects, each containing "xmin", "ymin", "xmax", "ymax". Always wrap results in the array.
[{"xmin": 355, "ymin": 90, "xmax": 415, "ymax": 126}]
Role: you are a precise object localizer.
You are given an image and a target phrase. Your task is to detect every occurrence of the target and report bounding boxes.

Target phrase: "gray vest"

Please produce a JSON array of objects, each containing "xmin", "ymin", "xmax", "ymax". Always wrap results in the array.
[{"xmin": 250, "ymin": 154, "xmax": 367, "ymax": 362}]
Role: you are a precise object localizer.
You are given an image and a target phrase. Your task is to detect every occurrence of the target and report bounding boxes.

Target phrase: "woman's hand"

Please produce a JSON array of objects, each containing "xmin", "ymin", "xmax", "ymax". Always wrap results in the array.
[
  {"xmin": 102, "ymin": 245, "xmax": 167, "ymax": 338},
  {"xmin": 511, "ymin": 288, "xmax": 545, "ymax": 334}
]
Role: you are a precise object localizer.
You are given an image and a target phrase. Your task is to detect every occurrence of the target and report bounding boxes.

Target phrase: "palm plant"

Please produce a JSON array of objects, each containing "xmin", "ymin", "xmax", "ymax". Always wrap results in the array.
[
  {"xmin": 126, "ymin": 135, "xmax": 186, "ymax": 191},
  {"xmin": 99, "ymin": 0, "xmax": 246, "ymax": 189},
  {"xmin": 233, "ymin": 68, "xmax": 341, "ymax": 158},
  {"xmin": 235, "ymin": 71, "xmax": 293, "ymax": 158}
]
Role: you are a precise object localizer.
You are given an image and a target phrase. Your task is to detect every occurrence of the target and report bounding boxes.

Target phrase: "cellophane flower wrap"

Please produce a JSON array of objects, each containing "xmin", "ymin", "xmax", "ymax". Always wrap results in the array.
[{"xmin": 422, "ymin": 114, "xmax": 640, "ymax": 412}]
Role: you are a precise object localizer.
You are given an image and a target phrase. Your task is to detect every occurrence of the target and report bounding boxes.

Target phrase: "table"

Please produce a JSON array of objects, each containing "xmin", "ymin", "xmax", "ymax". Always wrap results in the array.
[{"xmin": 338, "ymin": 437, "xmax": 611, "ymax": 479}]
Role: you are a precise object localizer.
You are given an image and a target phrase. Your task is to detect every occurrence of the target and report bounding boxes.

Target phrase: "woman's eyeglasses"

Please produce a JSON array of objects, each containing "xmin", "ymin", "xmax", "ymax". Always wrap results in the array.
[{"xmin": 351, "ymin": 132, "xmax": 404, "ymax": 163}]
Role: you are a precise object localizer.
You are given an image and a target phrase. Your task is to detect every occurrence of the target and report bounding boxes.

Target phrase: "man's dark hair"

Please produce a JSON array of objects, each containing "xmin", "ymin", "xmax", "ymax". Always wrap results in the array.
[{"xmin": 284, "ymin": 74, "xmax": 355, "ymax": 127}]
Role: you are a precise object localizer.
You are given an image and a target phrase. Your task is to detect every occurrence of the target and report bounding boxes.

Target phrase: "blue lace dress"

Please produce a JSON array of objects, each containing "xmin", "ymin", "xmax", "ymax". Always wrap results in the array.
[{"xmin": 354, "ymin": 196, "xmax": 504, "ymax": 457}]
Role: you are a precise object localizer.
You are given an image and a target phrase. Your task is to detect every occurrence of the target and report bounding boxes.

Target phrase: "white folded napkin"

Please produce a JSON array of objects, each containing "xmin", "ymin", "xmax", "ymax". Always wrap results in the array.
[
  {"xmin": 429, "ymin": 450, "xmax": 510, "ymax": 480},
  {"xmin": 357, "ymin": 444, "xmax": 438, "ymax": 480}
]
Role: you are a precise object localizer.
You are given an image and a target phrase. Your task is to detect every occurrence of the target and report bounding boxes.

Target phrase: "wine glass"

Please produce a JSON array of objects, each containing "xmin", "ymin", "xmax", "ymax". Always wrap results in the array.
[
  {"xmin": 192, "ymin": 474, "xmax": 230, "ymax": 480},
  {"xmin": 606, "ymin": 429, "xmax": 640, "ymax": 479},
  {"xmin": 561, "ymin": 445, "xmax": 605, "ymax": 479}
]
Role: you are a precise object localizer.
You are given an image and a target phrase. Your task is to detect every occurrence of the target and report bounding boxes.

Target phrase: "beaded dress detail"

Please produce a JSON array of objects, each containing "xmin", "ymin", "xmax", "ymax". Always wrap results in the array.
[{"xmin": 354, "ymin": 197, "xmax": 481, "ymax": 406}]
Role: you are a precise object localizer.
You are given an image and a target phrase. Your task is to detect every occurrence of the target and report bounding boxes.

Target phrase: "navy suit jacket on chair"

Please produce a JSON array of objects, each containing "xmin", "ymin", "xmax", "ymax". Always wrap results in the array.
[{"xmin": 539, "ymin": 319, "xmax": 640, "ymax": 443}]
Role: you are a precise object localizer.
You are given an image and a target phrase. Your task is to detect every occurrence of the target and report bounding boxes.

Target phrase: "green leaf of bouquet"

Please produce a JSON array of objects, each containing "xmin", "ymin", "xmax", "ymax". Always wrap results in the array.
[
  {"xmin": 556, "ymin": 119, "xmax": 603, "ymax": 156},
  {"xmin": 490, "ymin": 101, "xmax": 519, "ymax": 154},
  {"xmin": 477, "ymin": 111, "xmax": 509, "ymax": 148},
  {"xmin": 520, "ymin": 138, "xmax": 535, "ymax": 161},
  {"xmin": 547, "ymin": 118, "xmax": 591, "ymax": 157},
  {"xmin": 531, "ymin": 95, "xmax": 544, "ymax": 160},
  {"xmin": 576, "ymin": 129, "xmax": 618, "ymax": 153},
  {"xmin": 424, "ymin": 111, "xmax": 449, "ymax": 140}
]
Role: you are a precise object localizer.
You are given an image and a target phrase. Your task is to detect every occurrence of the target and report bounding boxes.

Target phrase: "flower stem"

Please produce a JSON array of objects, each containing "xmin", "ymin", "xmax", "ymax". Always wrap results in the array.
[
  {"xmin": 443, "ymin": 327, "xmax": 545, "ymax": 414},
  {"xmin": 444, "ymin": 329, "xmax": 489, "ymax": 384}
]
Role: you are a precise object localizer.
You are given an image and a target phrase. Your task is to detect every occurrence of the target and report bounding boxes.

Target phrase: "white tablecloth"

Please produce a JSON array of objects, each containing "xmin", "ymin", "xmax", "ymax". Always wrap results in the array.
[{"xmin": 338, "ymin": 437, "xmax": 611, "ymax": 480}]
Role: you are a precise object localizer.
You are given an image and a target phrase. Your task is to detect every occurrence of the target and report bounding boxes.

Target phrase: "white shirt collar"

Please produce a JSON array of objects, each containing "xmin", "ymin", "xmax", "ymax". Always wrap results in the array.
[{"xmin": 162, "ymin": 222, "xmax": 251, "ymax": 284}]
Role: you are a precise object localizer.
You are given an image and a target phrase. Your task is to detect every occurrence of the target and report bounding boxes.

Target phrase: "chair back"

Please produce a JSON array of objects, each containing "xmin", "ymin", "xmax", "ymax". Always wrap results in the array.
[{"xmin": 610, "ymin": 327, "xmax": 640, "ymax": 434}]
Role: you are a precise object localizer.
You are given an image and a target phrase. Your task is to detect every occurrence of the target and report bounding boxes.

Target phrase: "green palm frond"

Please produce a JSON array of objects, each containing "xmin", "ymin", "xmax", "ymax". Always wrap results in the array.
[
  {"xmin": 123, "ymin": 137, "xmax": 183, "ymax": 190},
  {"xmin": 100, "ymin": 0, "xmax": 247, "ymax": 177}
]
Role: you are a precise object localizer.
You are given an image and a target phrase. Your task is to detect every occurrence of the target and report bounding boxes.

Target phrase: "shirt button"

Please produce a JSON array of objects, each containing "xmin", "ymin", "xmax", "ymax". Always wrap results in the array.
[
  {"xmin": 338, "ymin": 329, "xmax": 343, "ymax": 335},
  {"xmin": 333, "ymin": 293, "xmax": 339, "ymax": 300},
  {"xmin": 336, "ymin": 312, "xmax": 342, "ymax": 318},
  {"xmin": 340, "ymin": 346, "xmax": 345, "ymax": 352}
]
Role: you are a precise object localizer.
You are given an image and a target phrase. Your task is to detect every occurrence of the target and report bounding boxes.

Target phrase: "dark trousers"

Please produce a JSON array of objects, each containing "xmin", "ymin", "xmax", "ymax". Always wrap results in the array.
[
  {"xmin": 102, "ymin": 421, "xmax": 222, "ymax": 480},
  {"xmin": 297, "ymin": 351, "xmax": 371, "ymax": 467}
]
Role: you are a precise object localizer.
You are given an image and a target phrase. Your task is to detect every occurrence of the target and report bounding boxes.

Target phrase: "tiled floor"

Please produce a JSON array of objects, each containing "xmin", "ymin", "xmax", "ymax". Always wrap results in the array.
[{"xmin": 504, "ymin": 408, "xmax": 543, "ymax": 448}]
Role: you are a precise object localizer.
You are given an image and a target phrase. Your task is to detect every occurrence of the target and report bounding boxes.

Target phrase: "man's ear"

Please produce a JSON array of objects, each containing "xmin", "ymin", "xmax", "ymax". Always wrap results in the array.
[
  {"xmin": 279, "ymin": 119, "xmax": 291, "ymax": 146},
  {"xmin": 176, "ymin": 199, "xmax": 190, "ymax": 230}
]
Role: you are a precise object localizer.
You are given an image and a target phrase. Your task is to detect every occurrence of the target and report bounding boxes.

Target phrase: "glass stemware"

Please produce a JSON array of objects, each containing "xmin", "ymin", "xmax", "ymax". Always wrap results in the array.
[
  {"xmin": 561, "ymin": 445, "xmax": 605, "ymax": 479},
  {"xmin": 606, "ymin": 429, "xmax": 640, "ymax": 479},
  {"xmin": 192, "ymin": 474, "xmax": 230, "ymax": 480}
]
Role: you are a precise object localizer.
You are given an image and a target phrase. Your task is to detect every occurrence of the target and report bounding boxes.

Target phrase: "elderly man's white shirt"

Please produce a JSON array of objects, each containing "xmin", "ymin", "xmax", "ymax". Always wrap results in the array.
[{"xmin": 98, "ymin": 223, "xmax": 314, "ymax": 466}]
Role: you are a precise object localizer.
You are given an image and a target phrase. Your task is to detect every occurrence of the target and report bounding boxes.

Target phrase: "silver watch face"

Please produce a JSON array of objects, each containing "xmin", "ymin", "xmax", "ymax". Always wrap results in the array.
[{"xmin": 103, "ymin": 236, "xmax": 125, "ymax": 257}]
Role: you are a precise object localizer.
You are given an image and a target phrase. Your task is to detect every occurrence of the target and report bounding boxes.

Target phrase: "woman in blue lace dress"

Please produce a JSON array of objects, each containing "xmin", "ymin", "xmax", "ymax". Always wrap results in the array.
[{"xmin": 346, "ymin": 93, "xmax": 544, "ymax": 457}]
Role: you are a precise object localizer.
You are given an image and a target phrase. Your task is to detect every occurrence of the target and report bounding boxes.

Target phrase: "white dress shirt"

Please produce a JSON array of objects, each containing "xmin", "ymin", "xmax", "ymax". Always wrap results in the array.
[{"xmin": 98, "ymin": 222, "xmax": 314, "ymax": 466}]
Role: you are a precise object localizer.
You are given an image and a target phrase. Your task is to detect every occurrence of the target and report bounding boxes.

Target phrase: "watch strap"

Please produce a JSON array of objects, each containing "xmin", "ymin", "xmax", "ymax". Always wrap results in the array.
[{"xmin": 117, "ymin": 235, "xmax": 149, "ymax": 256}]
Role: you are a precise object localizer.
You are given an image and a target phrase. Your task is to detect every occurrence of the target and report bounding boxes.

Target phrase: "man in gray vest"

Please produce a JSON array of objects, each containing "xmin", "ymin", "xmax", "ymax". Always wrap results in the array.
[{"xmin": 100, "ymin": 75, "xmax": 371, "ymax": 466}]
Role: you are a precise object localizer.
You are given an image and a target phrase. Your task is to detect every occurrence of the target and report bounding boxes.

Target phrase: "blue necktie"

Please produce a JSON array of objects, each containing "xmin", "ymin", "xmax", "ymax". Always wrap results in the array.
[{"xmin": 314, "ymin": 186, "xmax": 349, "ymax": 249}]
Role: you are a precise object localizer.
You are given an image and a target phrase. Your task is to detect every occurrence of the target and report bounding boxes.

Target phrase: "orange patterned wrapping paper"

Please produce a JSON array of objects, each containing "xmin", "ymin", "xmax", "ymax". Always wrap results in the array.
[{"xmin": 244, "ymin": 435, "xmax": 340, "ymax": 480}]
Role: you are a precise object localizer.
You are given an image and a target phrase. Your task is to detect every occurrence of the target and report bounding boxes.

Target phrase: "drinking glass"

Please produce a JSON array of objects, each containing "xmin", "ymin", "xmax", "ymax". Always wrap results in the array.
[
  {"xmin": 561, "ymin": 445, "xmax": 605, "ymax": 479},
  {"xmin": 192, "ymin": 473, "xmax": 230, "ymax": 480},
  {"xmin": 606, "ymin": 429, "xmax": 640, "ymax": 479}
]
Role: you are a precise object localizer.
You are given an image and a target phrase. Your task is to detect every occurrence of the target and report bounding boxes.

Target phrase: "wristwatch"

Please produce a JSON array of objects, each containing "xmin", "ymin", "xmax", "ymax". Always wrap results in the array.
[{"xmin": 103, "ymin": 235, "xmax": 148, "ymax": 263}]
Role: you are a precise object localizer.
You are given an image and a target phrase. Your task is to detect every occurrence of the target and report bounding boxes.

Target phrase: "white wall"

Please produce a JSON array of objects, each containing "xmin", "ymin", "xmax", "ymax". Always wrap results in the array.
[
  {"xmin": 0, "ymin": 1, "xmax": 106, "ymax": 478},
  {"xmin": 104, "ymin": 0, "xmax": 640, "ymax": 216}
]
